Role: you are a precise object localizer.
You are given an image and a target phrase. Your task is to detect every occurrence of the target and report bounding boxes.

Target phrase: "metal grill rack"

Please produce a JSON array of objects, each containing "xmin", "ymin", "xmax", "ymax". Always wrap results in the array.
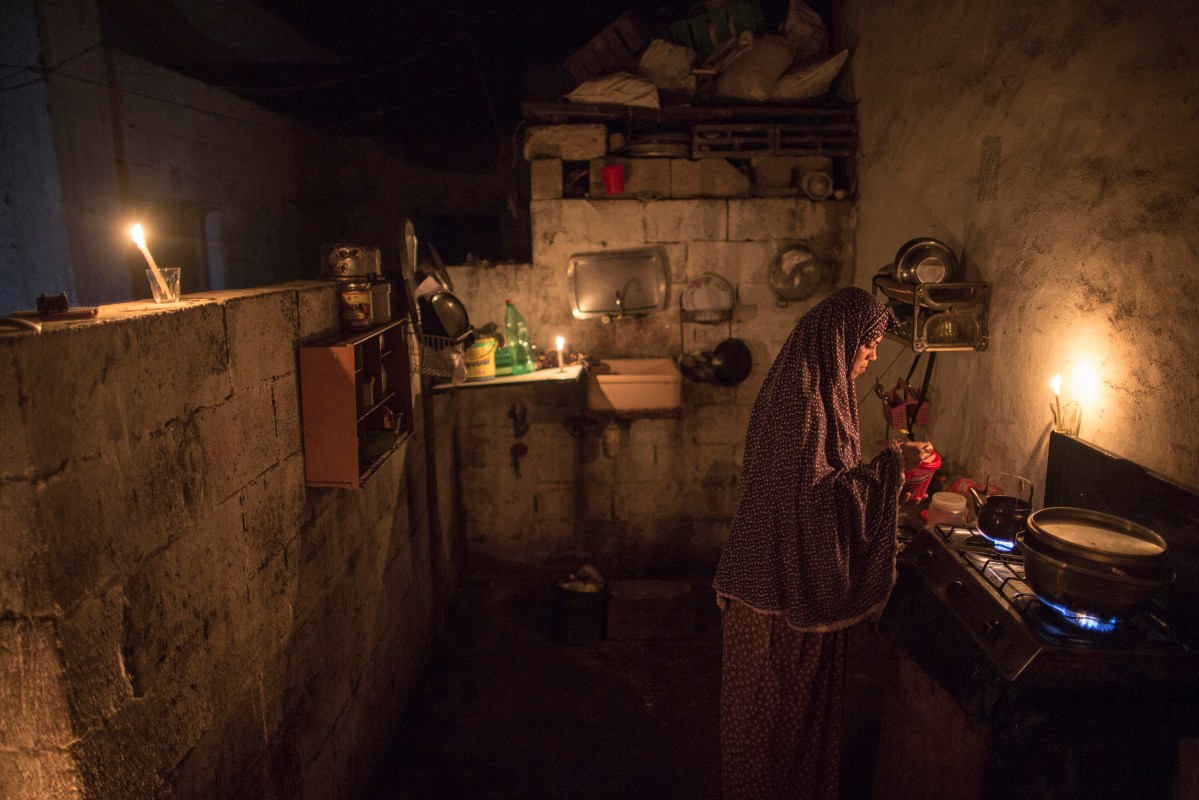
[
  {"xmin": 692, "ymin": 118, "xmax": 857, "ymax": 159},
  {"xmin": 415, "ymin": 332, "xmax": 461, "ymax": 379}
]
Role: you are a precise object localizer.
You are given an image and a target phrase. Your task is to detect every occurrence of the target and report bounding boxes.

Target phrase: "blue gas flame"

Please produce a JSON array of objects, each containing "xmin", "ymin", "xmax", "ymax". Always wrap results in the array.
[{"xmin": 1042, "ymin": 600, "xmax": 1118, "ymax": 633}]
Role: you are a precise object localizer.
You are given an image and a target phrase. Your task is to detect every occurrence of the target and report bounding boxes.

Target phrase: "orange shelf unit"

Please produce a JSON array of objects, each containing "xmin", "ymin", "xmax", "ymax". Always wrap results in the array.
[{"xmin": 298, "ymin": 318, "xmax": 414, "ymax": 489}]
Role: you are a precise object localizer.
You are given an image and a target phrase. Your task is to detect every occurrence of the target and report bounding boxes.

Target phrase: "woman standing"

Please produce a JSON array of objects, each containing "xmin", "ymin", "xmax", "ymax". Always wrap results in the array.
[{"xmin": 713, "ymin": 287, "xmax": 932, "ymax": 800}]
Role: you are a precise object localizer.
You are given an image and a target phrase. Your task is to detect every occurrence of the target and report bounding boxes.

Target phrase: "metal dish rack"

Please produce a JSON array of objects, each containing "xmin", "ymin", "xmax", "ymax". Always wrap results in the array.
[
  {"xmin": 415, "ymin": 331, "xmax": 463, "ymax": 379},
  {"xmin": 872, "ymin": 274, "xmax": 990, "ymax": 352}
]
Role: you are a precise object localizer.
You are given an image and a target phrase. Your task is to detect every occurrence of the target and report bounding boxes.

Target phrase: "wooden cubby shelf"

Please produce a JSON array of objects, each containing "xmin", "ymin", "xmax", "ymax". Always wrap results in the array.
[{"xmin": 299, "ymin": 317, "xmax": 414, "ymax": 489}]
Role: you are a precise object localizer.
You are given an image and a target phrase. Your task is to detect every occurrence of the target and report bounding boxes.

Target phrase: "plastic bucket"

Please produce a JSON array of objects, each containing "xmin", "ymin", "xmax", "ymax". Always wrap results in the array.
[
  {"xmin": 464, "ymin": 336, "xmax": 498, "ymax": 381},
  {"xmin": 552, "ymin": 585, "xmax": 607, "ymax": 644}
]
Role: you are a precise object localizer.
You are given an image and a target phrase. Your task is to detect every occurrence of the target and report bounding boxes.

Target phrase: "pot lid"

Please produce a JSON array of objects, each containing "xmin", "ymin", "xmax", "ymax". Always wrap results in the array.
[
  {"xmin": 1028, "ymin": 507, "xmax": 1167, "ymax": 559},
  {"xmin": 768, "ymin": 244, "xmax": 823, "ymax": 302}
]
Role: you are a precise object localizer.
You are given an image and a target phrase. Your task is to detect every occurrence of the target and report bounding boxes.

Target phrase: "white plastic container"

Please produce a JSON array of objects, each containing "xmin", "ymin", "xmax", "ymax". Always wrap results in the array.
[{"xmin": 927, "ymin": 491, "xmax": 968, "ymax": 526}]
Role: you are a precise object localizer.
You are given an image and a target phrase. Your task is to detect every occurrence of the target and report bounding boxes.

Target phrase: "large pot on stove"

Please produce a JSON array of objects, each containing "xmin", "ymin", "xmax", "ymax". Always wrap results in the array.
[{"xmin": 1017, "ymin": 507, "xmax": 1174, "ymax": 617}]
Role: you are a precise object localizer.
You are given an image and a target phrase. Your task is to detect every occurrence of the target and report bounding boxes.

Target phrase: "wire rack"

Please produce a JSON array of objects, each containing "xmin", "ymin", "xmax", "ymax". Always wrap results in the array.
[{"xmin": 416, "ymin": 332, "xmax": 463, "ymax": 378}]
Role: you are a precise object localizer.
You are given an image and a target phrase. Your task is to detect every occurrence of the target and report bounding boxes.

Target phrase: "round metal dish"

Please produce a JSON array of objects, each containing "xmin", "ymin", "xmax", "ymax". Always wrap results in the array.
[
  {"xmin": 621, "ymin": 134, "xmax": 691, "ymax": 158},
  {"xmin": 893, "ymin": 238, "xmax": 959, "ymax": 284},
  {"xmin": 768, "ymin": 245, "xmax": 823, "ymax": 303},
  {"xmin": 417, "ymin": 291, "xmax": 472, "ymax": 348},
  {"xmin": 681, "ymin": 273, "xmax": 735, "ymax": 322}
]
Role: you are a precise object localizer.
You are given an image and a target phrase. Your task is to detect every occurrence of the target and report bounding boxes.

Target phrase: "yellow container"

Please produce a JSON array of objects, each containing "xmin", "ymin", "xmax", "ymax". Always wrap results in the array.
[{"xmin": 464, "ymin": 337, "xmax": 498, "ymax": 381}]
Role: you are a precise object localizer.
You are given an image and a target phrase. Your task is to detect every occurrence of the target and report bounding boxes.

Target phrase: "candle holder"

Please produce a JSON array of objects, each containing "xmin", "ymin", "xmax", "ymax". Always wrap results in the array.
[
  {"xmin": 1050, "ymin": 400, "xmax": 1082, "ymax": 435},
  {"xmin": 146, "ymin": 267, "xmax": 181, "ymax": 304}
]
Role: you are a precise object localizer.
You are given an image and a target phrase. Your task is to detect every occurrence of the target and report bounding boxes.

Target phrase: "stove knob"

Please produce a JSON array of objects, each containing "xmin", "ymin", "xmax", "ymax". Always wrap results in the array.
[
  {"xmin": 982, "ymin": 620, "xmax": 1005, "ymax": 641},
  {"xmin": 946, "ymin": 580, "xmax": 966, "ymax": 601},
  {"xmin": 917, "ymin": 549, "xmax": 935, "ymax": 568}
]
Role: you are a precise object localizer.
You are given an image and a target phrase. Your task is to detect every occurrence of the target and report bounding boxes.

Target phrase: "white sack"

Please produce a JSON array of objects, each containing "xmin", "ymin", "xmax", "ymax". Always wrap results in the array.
[
  {"xmin": 637, "ymin": 39, "xmax": 697, "ymax": 99},
  {"xmin": 770, "ymin": 49, "xmax": 849, "ymax": 101},
  {"xmin": 780, "ymin": 0, "xmax": 828, "ymax": 62},
  {"xmin": 714, "ymin": 34, "xmax": 797, "ymax": 102},
  {"xmin": 565, "ymin": 72, "xmax": 660, "ymax": 109}
]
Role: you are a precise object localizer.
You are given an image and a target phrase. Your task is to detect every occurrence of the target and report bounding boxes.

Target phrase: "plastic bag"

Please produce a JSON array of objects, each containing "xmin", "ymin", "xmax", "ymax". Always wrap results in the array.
[
  {"xmin": 770, "ymin": 49, "xmax": 848, "ymax": 101},
  {"xmin": 565, "ymin": 72, "xmax": 660, "ymax": 109},
  {"xmin": 637, "ymin": 39, "xmax": 697, "ymax": 100},
  {"xmin": 779, "ymin": 0, "xmax": 828, "ymax": 61},
  {"xmin": 714, "ymin": 34, "xmax": 797, "ymax": 101}
]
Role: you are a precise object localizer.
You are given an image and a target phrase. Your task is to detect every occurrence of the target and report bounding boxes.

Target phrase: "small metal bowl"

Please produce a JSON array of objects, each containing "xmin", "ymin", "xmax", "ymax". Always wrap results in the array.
[{"xmin": 893, "ymin": 238, "xmax": 959, "ymax": 284}]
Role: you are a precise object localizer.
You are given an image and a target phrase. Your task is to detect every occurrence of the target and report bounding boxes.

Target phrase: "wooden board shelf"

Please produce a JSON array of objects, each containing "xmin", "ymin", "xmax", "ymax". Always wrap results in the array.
[{"xmin": 299, "ymin": 317, "xmax": 414, "ymax": 489}]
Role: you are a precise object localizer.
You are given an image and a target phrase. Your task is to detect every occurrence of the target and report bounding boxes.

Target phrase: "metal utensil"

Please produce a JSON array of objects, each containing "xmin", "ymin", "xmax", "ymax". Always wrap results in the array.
[
  {"xmin": 403, "ymin": 221, "xmax": 417, "ymax": 282},
  {"xmin": 427, "ymin": 242, "xmax": 453, "ymax": 292}
]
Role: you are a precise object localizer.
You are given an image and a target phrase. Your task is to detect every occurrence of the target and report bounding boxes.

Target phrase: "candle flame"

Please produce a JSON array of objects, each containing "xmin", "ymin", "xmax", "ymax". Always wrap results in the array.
[
  {"xmin": 1051, "ymin": 374, "xmax": 1062, "ymax": 396},
  {"xmin": 555, "ymin": 336, "xmax": 565, "ymax": 350},
  {"xmin": 130, "ymin": 223, "xmax": 146, "ymax": 247}
]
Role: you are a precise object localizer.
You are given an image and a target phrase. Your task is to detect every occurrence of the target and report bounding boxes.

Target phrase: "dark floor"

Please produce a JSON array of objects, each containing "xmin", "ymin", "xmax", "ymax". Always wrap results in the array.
[{"xmin": 357, "ymin": 567, "xmax": 892, "ymax": 800}]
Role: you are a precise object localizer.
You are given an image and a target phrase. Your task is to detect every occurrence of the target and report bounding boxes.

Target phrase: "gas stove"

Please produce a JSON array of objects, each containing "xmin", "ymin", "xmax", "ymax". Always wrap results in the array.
[
  {"xmin": 886, "ymin": 522, "xmax": 1199, "ymax": 689},
  {"xmin": 877, "ymin": 434, "xmax": 1199, "ymax": 800}
]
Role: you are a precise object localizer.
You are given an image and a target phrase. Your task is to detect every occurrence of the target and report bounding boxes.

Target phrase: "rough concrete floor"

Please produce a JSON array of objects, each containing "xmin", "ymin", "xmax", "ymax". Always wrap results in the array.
[{"xmin": 357, "ymin": 568, "xmax": 889, "ymax": 800}]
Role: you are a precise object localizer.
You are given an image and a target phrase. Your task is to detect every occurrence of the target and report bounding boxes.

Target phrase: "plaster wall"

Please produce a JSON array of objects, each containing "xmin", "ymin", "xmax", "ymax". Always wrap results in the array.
[
  {"xmin": 0, "ymin": 283, "xmax": 456, "ymax": 799},
  {"xmin": 2, "ymin": 0, "xmax": 510, "ymax": 313},
  {"xmin": 442, "ymin": 194, "xmax": 855, "ymax": 572},
  {"xmin": 841, "ymin": 0, "xmax": 1199, "ymax": 492},
  {"xmin": 0, "ymin": 0, "xmax": 75, "ymax": 313}
]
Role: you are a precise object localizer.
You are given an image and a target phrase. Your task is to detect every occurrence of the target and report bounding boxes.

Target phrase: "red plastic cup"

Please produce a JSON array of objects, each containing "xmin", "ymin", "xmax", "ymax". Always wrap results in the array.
[
  {"xmin": 902, "ymin": 450, "xmax": 941, "ymax": 503},
  {"xmin": 601, "ymin": 164, "xmax": 625, "ymax": 195}
]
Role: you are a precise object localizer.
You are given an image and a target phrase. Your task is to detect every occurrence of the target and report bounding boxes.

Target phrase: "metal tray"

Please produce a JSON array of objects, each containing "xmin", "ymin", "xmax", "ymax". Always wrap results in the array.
[{"xmin": 568, "ymin": 247, "xmax": 669, "ymax": 319}]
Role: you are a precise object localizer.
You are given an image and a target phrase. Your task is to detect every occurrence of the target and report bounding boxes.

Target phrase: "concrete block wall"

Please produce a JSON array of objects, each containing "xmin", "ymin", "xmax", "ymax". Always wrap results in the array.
[
  {"xmin": 841, "ymin": 0, "xmax": 1199, "ymax": 493},
  {"xmin": 0, "ymin": 282, "xmax": 455, "ymax": 799},
  {"xmin": 443, "ymin": 193, "xmax": 855, "ymax": 573}
]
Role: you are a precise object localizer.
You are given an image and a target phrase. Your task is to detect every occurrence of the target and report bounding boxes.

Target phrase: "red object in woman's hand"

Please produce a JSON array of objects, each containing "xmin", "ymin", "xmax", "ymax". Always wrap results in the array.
[{"xmin": 902, "ymin": 448, "xmax": 941, "ymax": 503}]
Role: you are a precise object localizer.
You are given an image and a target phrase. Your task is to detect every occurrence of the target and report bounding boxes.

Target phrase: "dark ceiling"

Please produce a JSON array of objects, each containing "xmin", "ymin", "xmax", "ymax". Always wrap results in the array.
[{"xmin": 97, "ymin": 0, "xmax": 725, "ymax": 170}]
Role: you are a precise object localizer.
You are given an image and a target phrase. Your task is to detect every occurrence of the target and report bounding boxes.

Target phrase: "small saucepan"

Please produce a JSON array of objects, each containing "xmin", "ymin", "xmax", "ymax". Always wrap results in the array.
[{"xmin": 968, "ymin": 472, "xmax": 1034, "ymax": 543}]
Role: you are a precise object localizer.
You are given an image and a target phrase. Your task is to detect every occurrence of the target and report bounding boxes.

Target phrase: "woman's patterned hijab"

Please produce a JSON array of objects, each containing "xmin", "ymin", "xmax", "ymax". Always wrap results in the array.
[{"xmin": 714, "ymin": 287, "xmax": 902, "ymax": 631}]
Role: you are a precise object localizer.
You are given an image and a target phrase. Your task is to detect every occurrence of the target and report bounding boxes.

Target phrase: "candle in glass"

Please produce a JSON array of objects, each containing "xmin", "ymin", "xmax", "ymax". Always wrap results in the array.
[
  {"xmin": 555, "ymin": 336, "xmax": 565, "ymax": 372},
  {"xmin": 130, "ymin": 224, "xmax": 170, "ymax": 297},
  {"xmin": 1051, "ymin": 373, "xmax": 1063, "ymax": 426}
]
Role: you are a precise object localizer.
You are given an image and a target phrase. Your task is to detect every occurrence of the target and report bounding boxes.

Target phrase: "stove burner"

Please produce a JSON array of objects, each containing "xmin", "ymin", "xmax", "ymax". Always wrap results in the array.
[
  {"xmin": 934, "ymin": 523, "xmax": 1018, "ymax": 554},
  {"xmin": 976, "ymin": 526, "xmax": 1016, "ymax": 553},
  {"xmin": 1040, "ymin": 600, "xmax": 1119, "ymax": 634}
]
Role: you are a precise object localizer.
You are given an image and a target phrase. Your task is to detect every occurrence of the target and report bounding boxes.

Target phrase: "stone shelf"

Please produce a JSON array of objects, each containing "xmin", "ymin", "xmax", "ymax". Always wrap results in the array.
[{"xmin": 431, "ymin": 363, "xmax": 585, "ymax": 391}]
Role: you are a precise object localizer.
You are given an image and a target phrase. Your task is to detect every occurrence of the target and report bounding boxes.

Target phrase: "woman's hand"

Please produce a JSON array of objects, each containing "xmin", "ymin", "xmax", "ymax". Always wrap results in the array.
[{"xmin": 898, "ymin": 440, "xmax": 935, "ymax": 471}]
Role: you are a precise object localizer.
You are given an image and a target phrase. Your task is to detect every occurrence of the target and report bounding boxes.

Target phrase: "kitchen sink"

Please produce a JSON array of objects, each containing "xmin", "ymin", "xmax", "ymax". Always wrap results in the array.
[{"xmin": 586, "ymin": 358, "xmax": 681, "ymax": 415}]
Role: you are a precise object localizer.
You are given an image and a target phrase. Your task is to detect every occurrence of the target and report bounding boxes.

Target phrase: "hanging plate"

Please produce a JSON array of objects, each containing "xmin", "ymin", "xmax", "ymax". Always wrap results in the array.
[{"xmin": 680, "ymin": 273, "xmax": 735, "ymax": 323}]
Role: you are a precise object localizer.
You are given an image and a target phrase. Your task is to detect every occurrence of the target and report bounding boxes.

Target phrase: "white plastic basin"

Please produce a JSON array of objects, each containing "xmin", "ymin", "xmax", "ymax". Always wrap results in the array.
[{"xmin": 587, "ymin": 358, "xmax": 681, "ymax": 415}]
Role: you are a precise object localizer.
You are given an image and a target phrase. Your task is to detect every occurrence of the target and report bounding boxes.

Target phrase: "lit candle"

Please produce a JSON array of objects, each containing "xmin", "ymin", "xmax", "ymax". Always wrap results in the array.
[
  {"xmin": 130, "ymin": 224, "xmax": 170, "ymax": 297},
  {"xmin": 555, "ymin": 336, "xmax": 565, "ymax": 372},
  {"xmin": 1051, "ymin": 373, "xmax": 1063, "ymax": 422}
]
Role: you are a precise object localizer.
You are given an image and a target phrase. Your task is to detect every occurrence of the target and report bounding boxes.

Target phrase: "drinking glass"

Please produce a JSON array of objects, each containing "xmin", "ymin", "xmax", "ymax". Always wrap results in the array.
[
  {"xmin": 1051, "ymin": 401, "xmax": 1082, "ymax": 435},
  {"xmin": 146, "ymin": 268, "xmax": 181, "ymax": 303}
]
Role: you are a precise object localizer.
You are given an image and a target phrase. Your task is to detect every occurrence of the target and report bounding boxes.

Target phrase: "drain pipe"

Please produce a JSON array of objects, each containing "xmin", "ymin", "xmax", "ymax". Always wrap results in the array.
[{"xmin": 600, "ymin": 420, "xmax": 622, "ymax": 459}]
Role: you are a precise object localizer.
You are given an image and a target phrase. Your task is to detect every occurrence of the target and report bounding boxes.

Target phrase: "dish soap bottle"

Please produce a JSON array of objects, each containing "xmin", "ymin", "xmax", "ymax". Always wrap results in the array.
[{"xmin": 504, "ymin": 300, "xmax": 535, "ymax": 375}]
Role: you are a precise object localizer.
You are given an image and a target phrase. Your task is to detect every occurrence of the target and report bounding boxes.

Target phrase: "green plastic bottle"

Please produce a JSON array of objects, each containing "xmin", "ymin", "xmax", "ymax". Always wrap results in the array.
[{"xmin": 504, "ymin": 299, "xmax": 534, "ymax": 375}]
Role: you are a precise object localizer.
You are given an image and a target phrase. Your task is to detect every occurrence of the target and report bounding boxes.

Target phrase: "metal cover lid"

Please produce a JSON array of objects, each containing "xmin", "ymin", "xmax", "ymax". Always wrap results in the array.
[{"xmin": 1029, "ymin": 507, "xmax": 1167, "ymax": 558}]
